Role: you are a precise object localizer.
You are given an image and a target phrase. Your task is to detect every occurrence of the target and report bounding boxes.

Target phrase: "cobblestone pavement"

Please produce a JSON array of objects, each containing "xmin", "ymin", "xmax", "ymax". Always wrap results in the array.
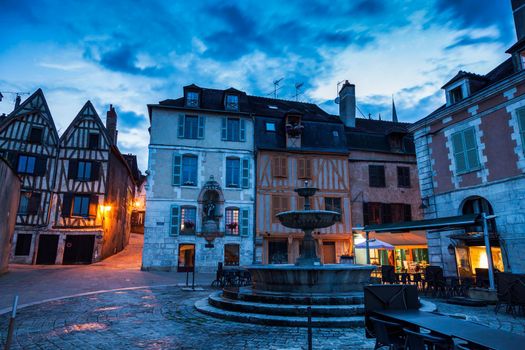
[
  {"xmin": 0, "ymin": 287, "xmax": 374, "ymax": 350},
  {"xmin": 2, "ymin": 287, "xmax": 525, "ymax": 350}
]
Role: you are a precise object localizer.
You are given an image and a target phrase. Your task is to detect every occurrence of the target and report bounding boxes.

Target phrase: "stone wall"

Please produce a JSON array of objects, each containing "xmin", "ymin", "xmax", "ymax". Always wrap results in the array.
[{"xmin": 0, "ymin": 159, "xmax": 20, "ymax": 274}]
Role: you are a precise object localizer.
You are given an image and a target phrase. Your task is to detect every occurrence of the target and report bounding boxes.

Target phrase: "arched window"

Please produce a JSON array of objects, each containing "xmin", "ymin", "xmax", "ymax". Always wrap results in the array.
[
  {"xmin": 461, "ymin": 196, "xmax": 496, "ymax": 232},
  {"xmin": 225, "ymin": 207, "xmax": 239, "ymax": 235}
]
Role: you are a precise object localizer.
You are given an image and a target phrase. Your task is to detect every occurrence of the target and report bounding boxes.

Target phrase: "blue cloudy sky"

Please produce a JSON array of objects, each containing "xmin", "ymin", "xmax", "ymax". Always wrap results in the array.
[{"xmin": 0, "ymin": 0, "xmax": 516, "ymax": 170}]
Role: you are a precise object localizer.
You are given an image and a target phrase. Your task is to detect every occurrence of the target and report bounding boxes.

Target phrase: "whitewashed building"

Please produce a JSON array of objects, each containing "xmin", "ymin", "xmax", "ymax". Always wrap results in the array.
[{"xmin": 143, "ymin": 85, "xmax": 255, "ymax": 272}]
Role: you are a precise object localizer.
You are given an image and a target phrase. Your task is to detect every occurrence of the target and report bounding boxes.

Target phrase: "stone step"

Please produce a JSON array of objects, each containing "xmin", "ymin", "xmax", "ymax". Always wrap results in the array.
[
  {"xmin": 195, "ymin": 298, "xmax": 364, "ymax": 328},
  {"xmin": 209, "ymin": 292, "xmax": 364, "ymax": 317},
  {"xmin": 223, "ymin": 287, "xmax": 364, "ymax": 305}
]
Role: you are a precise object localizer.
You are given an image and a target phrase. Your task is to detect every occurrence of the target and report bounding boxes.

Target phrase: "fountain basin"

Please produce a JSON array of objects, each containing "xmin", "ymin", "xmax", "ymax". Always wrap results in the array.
[
  {"xmin": 246, "ymin": 264, "xmax": 376, "ymax": 294},
  {"xmin": 276, "ymin": 210, "xmax": 341, "ymax": 229}
]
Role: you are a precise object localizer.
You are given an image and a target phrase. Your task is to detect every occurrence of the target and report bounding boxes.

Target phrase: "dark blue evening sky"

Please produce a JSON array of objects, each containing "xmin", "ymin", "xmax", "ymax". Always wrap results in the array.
[{"xmin": 0, "ymin": 0, "xmax": 516, "ymax": 169}]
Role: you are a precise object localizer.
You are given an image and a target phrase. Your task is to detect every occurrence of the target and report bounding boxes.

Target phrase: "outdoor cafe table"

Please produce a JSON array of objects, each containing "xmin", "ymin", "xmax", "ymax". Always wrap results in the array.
[{"xmin": 372, "ymin": 309, "xmax": 525, "ymax": 350}]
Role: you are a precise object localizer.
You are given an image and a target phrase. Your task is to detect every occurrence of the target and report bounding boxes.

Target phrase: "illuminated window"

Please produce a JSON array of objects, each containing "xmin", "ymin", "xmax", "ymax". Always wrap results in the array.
[
  {"xmin": 186, "ymin": 92, "xmax": 199, "ymax": 107},
  {"xmin": 180, "ymin": 206, "xmax": 196, "ymax": 234},
  {"xmin": 225, "ymin": 207, "xmax": 239, "ymax": 235}
]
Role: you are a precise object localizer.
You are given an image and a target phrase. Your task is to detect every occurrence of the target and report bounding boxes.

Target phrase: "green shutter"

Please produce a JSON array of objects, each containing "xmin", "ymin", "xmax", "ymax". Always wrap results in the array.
[
  {"xmin": 452, "ymin": 132, "xmax": 467, "ymax": 173},
  {"xmin": 241, "ymin": 158, "xmax": 250, "ymax": 188},
  {"xmin": 240, "ymin": 208, "xmax": 249, "ymax": 236},
  {"xmin": 518, "ymin": 109, "xmax": 525, "ymax": 152},
  {"xmin": 240, "ymin": 119, "xmax": 246, "ymax": 141},
  {"xmin": 178, "ymin": 115, "xmax": 185, "ymax": 138},
  {"xmin": 172, "ymin": 154, "xmax": 182, "ymax": 186},
  {"xmin": 170, "ymin": 205, "xmax": 180, "ymax": 236},
  {"xmin": 198, "ymin": 116, "xmax": 205, "ymax": 139},
  {"xmin": 221, "ymin": 117, "xmax": 227, "ymax": 140}
]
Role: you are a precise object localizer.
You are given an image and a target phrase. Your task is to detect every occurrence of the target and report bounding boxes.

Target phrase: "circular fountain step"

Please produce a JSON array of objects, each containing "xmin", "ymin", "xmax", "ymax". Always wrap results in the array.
[
  {"xmin": 195, "ymin": 298, "xmax": 365, "ymax": 328},
  {"xmin": 208, "ymin": 292, "xmax": 364, "ymax": 317},
  {"xmin": 223, "ymin": 287, "xmax": 364, "ymax": 305}
]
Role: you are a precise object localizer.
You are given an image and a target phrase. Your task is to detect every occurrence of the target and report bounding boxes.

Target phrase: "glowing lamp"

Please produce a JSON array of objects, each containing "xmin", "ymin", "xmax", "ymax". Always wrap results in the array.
[{"xmin": 101, "ymin": 205, "xmax": 112, "ymax": 213}]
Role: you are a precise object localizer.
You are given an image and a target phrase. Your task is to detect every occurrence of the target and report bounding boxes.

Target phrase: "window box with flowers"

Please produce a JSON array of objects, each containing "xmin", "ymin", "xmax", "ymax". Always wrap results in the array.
[
  {"xmin": 226, "ymin": 222, "xmax": 238, "ymax": 235},
  {"xmin": 181, "ymin": 220, "xmax": 195, "ymax": 234},
  {"xmin": 285, "ymin": 122, "xmax": 304, "ymax": 138}
]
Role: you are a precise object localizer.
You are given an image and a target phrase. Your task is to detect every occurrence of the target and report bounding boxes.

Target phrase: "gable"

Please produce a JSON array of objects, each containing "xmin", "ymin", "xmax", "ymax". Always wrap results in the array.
[{"xmin": 60, "ymin": 101, "xmax": 111, "ymax": 149}]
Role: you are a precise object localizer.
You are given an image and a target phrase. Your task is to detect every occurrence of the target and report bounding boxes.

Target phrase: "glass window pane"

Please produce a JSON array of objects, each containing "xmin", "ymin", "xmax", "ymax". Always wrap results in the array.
[
  {"xmin": 466, "ymin": 149, "xmax": 480, "ymax": 169},
  {"xmin": 464, "ymin": 128, "xmax": 477, "ymax": 150},
  {"xmin": 454, "ymin": 153, "xmax": 467, "ymax": 173},
  {"xmin": 17, "ymin": 156, "xmax": 27, "ymax": 173},
  {"xmin": 182, "ymin": 155, "xmax": 197, "ymax": 185},
  {"xmin": 452, "ymin": 132, "xmax": 464, "ymax": 154}
]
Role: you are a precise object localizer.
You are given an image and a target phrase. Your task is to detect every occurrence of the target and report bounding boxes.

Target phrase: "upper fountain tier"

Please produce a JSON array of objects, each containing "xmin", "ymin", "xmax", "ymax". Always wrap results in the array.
[{"xmin": 276, "ymin": 184, "xmax": 340, "ymax": 230}]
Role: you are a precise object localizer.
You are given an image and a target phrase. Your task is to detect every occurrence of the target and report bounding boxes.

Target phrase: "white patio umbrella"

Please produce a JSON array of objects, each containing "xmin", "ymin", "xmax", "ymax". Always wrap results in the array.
[{"xmin": 355, "ymin": 238, "xmax": 394, "ymax": 250}]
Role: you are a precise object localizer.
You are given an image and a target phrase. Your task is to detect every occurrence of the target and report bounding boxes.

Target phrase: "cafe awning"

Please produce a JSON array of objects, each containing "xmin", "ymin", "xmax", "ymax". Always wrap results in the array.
[
  {"xmin": 368, "ymin": 231, "xmax": 428, "ymax": 246},
  {"xmin": 355, "ymin": 239, "xmax": 394, "ymax": 250},
  {"xmin": 363, "ymin": 214, "xmax": 480, "ymax": 233}
]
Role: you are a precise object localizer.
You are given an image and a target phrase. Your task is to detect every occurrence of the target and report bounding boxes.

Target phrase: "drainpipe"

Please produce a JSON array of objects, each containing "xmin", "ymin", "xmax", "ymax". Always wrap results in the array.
[{"xmin": 482, "ymin": 212, "xmax": 496, "ymax": 291}]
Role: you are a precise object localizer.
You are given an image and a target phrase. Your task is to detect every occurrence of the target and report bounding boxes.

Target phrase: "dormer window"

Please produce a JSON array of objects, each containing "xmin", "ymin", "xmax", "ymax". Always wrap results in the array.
[
  {"xmin": 225, "ymin": 94, "xmax": 239, "ymax": 111},
  {"xmin": 520, "ymin": 50, "xmax": 525, "ymax": 70},
  {"xmin": 449, "ymin": 86, "xmax": 464, "ymax": 104},
  {"xmin": 186, "ymin": 91, "xmax": 199, "ymax": 107}
]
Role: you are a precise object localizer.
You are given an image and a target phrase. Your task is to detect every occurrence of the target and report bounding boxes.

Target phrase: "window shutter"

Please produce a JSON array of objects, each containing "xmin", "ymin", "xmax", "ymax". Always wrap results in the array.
[
  {"xmin": 272, "ymin": 196, "xmax": 279, "ymax": 222},
  {"xmin": 170, "ymin": 204, "xmax": 180, "ymax": 236},
  {"xmin": 305, "ymin": 159, "xmax": 312, "ymax": 179},
  {"xmin": 381, "ymin": 203, "xmax": 392, "ymax": 224},
  {"xmin": 240, "ymin": 119, "xmax": 246, "ymax": 141},
  {"xmin": 68, "ymin": 160, "xmax": 78, "ymax": 179},
  {"xmin": 28, "ymin": 193, "xmax": 41, "ymax": 215},
  {"xmin": 6, "ymin": 151, "xmax": 18, "ymax": 170},
  {"xmin": 518, "ymin": 109, "xmax": 525, "ymax": 151},
  {"xmin": 241, "ymin": 158, "xmax": 250, "ymax": 188},
  {"xmin": 172, "ymin": 154, "xmax": 182, "ymax": 186},
  {"xmin": 91, "ymin": 162, "xmax": 101, "ymax": 181},
  {"xmin": 221, "ymin": 117, "xmax": 227, "ymax": 140},
  {"xmin": 272, "ymin": 157, "xmax": 279, "ymax": 177},
  {"xmin": 282, "ymin": 196, "xmax": 290, "ymax": 211},
  {"xmin": 240, "ymin": 208, "xmax": 249, "ymax": 236},
  {"xmin": 363, "ymin": 202, "xmax": 369, "ymax": 226},
  {"xmin": 61, "ymin": 193, "xmax": 73, "ymax": 217},
  {"xmin": 297, "ymin": 158, "xmax": 305, "ymax": 178},
  {"xmin": 178, "ymin": 115, "xmax": 185, "ymax": 138},
  {"xmin": 88, "ymin": 195, "xmax": 99, "ymax": 218},
  {"xmin": 452, "ymin": 132, "xmax": 466, "ymax": 173},
  {"xmin": 404, "ymin": 204, "xmax": 412, "ymax": 221},
  {"xmin": 35, "ymin": 156, "xmax": 47, "ymax": 176},
  {"xmin": 198, "ymin": 116, "xmax": 205, "ymax": 139},
  {"xmin": 280, "ymin": 157, "xmax": 287, "ymax": 177},
  {"xmin": 463, "ymin": 128, "xmax": 480, "ymax": 169}
]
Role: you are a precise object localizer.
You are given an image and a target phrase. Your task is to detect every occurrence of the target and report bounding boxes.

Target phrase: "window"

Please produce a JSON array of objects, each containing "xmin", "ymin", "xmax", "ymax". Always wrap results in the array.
[
  {"xmin": 449, "ymin": 86, "xmax": 463, "ymax": 104},
  {"xmin": 225, "ymin": 207, "xmax": 240, "ymax": 235},
  {"xmin": 520, "ymin": 50, "xmax": 525, "ymax": 69},
  {"xmin": 272, "ymin": 157, "xmax": 288, "ymax": 178},
  {"xmin": 178, "ymin": 115, "xmax": 204, "ymax": 139},
  {"xmin": 224, "ymin": 244, "xmax": 240, "ymax": 266},
  {"xmin": 272, "ymin": 195, "xmax": 290, "ymax": 223},
  {"xmin": 72, "ymin": 195, "xmax": 91, "ymax": 217},
  {"xmin": 369, "ymin": 165, "xmax": 386, "ymax": 187},
  {"xmin": 517, "ymin": 108, "xmax": 525, "ymax": 153},
  {"xmin": 18, "ymin": 192, "xmax": 41, "ymax": 215},
  {"xmin": 226, "ymin": 157, "xmax": 240, "ymax": 187},
  {"xmin": 14, "ymin": 234, "xmax": 32, "ymax": 256},
  {"xmin": 325, "ymin": 197, "xmax": 342, "ymax": 222},
  {"xmin": 266, "ymin": 122, "xmax": 276, "ymax": 132},
  {"xmin": 28, "ymin": 127, "xmax": 43, "ymax": 144},
  {"xmin": 17, "ymin": 155, "xmax": 36, "ymax": 174},
  {"xmin": 363, "ymin": 202, "xmax": 411, "ymax": 225},
  {"xmin": 225, "ymin": 95, "xmax": 239, "ymax": 111},
  {"xmin": 177, "ymin": 244, "xmax": 195, "ymax": 272},
  {"xmin": 181, "ymin": 154, "xmax": 198, "ymax": 186},
  {"xmin": 180, "ymin": 206, "xmax": 196, "ymax": 234},
  {"xmin": 397, "ymin": 166, "xmax": 411, "ymax": 188},
  {"xmin": 451, "ymin": 127, "xmax": 480, "ymax": 174},
  {"xmin": 88, "ymin": 133, "xmax": 100, "ymax": 149},
  {"xmin": 221, "ymin": 117, "xmax": 245, "ymax": 142},
  {"xmin": 297, "ymin": 158, "xmax": 312, "ymax": 179},
  {"xmin": 77, "ymin": 161, "xmax": 92, "ymax": 181},
  {"xmin": 186, "ymin": 92, "xmax": 199, "ymax": 107}
]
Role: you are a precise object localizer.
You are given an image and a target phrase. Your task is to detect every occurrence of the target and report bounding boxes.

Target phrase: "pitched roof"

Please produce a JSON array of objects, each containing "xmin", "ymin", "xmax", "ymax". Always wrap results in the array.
[
  {"xmin": 441, "ymin": 70, "xmax": 488, "ymax": 89},
  {"xmin": 158, "ymin": 87, "xmax": 251, "ymax": 114},
  {"xmin": 59, "ymin": 100, "xmax": 112, "ymax": 146},
  {"xmin": 122, "ymin": 153, "xmax": 142, "ymax": 183}
]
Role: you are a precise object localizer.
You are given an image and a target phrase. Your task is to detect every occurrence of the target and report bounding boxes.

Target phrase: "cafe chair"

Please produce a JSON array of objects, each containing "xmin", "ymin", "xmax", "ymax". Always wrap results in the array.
[
  {"xmin": 495, "ymin": 272, "xmax": 516, "ymax": 315},
  {"xmin": 403, "ymin": 328, "xmax": 454, "ymax": 350},
  {"xmin": 381, "ymin": 265, "xmax": 397, "ymax": 284},
  {"xmin": 211, "ymin": 262, "xmax": 225, "ymax": 287},
  {"xmin": 369, "ymin": 316, "xmax": 405, "ymax": 350},
  {"xmin": 511, "ymin": 278, "xmax": 525, "ymax": 316}
]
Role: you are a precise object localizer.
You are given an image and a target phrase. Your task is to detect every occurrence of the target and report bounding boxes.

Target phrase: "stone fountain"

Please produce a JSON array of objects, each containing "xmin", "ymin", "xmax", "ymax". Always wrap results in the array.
[{"xmin": 195, "ymin": 184, "xmax": 376, "ymax": 327}]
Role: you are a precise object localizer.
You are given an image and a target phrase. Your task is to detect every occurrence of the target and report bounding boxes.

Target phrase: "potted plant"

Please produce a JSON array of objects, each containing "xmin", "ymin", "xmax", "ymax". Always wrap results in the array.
[
  {"xmin": 183, "ymin": 220, "xmax": 195, "ymax": 232},
  {"xmin": 226, "ymin": 222, "xmax": 238, "ymax": 232},
  {"xmin": 285, "ymin": 122, "xmax": 304, "ymax": 138}
]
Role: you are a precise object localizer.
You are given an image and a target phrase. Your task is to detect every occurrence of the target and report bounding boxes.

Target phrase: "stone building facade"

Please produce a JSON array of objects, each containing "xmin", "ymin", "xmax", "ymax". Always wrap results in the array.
[
  {"xmin": 144, "ymin": 85, "xmax": 255, "ymax": 272},
  {"xmin": 410, "ymin": 0, "xmax": 525, "ymax": 276},
  {"xmin": 0, "ymin": 158, "xmax": 20, "ymax": 274}
]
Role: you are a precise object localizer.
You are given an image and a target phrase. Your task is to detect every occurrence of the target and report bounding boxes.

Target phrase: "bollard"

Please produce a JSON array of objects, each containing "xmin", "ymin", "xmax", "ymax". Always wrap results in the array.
[
  {"xmin": 4, "ymin": 295, "xmax": 18, "ymax": 350},
  {"xmin": 307, "ymin": 306, "xmax": 312, "ymax": 350}
]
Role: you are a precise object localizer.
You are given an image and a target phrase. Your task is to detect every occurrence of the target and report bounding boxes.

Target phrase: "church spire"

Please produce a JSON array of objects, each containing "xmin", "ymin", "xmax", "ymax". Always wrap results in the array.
[{"xmin": 392, "ymin": 95, "xmax": 398, "ymax": 123}]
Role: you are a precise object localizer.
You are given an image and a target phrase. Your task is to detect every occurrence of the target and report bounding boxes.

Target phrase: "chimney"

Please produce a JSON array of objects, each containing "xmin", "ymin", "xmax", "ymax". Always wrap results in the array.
[
  {"xmin": 338, "ymin": 80, "xmax": 356, "ymax": 128},
  {"xmin": 14, "ymin": 95, "xmax": 21, "ymax": 109},
  {"xmin": 106, "ymin": 104, "xmax": 118, "ymax": 145},
  {"xmin": 512, "ymin": 0, "xmax": 525, "ymax": 41}
]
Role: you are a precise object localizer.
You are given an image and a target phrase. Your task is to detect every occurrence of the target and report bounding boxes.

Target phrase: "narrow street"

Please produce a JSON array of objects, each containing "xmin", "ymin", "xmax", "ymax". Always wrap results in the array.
[{"xmin": 0, "ymin": 234, "xmax": 214, "ymax": 313}]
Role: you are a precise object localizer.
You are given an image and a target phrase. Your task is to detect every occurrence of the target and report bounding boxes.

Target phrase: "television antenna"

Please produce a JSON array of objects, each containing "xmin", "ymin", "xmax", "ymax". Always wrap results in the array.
[
  {"xmin": 294, "ymin": 82, "xmax": 304, "ymax": 101},
  {"xmin": 273, "ymin": 78, "xmax": 284, "ymax": 99}
]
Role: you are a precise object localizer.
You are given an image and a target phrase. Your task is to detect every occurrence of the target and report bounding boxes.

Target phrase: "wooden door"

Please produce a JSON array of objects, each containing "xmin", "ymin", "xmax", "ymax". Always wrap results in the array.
[
  {"xmin": 322, "ymin": 242, "xmax": 336, "ymax": 264},
  {"xmin": 63, "ymin": 235, "xmax": 95, "ymax": 264},
  {"xmin": 36, "ymin": 234, "xmax": 59, "ymax": 264}
]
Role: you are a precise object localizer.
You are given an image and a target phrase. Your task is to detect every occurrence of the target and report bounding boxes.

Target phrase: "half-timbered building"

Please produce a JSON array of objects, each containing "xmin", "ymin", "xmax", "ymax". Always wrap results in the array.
[
  {"xmin": 1, "ymin": 91, "xmax": 137, "ymax": 265},
  {"xmin": 253, "ymin": 96, "xmax": 352, "ymax": 264}
]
